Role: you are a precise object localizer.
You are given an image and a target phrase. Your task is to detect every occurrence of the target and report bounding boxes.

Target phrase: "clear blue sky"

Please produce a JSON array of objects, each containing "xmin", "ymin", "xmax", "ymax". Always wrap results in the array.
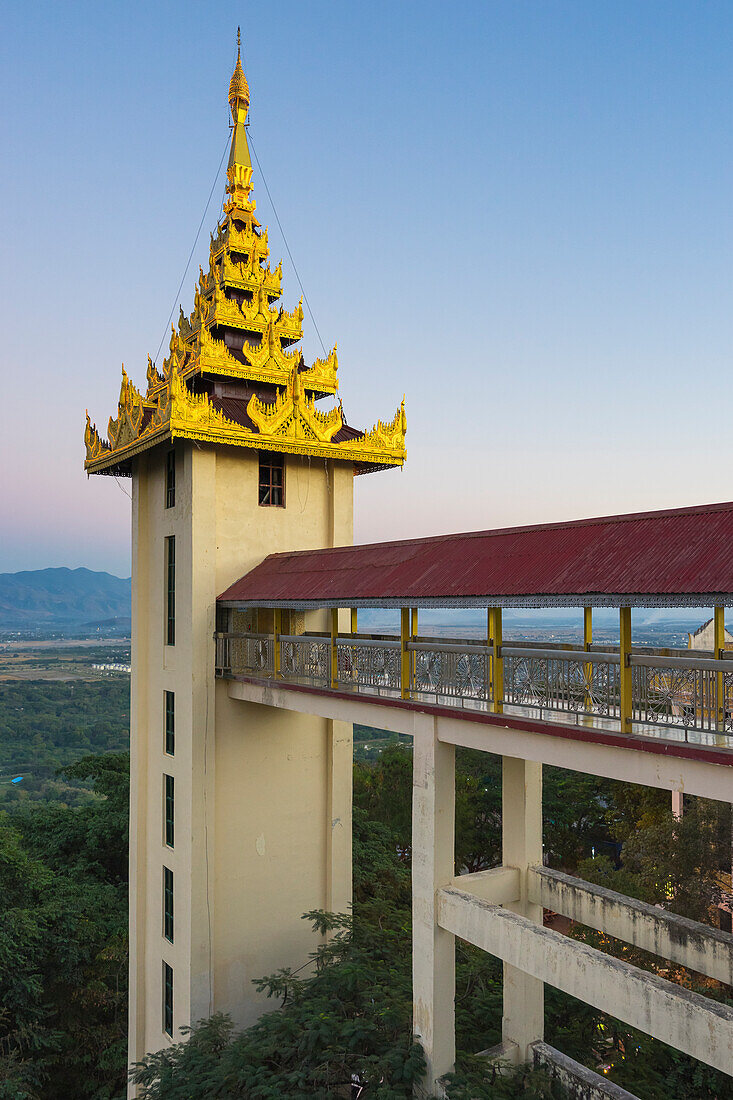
[{"xmin": 2, "ymin": 1, "xmax": 732, "ymax": 577}]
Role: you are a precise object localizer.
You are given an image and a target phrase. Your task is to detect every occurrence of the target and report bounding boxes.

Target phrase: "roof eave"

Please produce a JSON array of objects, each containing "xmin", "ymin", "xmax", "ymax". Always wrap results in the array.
[{"xmin": 217, "ymin": 592, "xmax": 733, "ymax": 611}]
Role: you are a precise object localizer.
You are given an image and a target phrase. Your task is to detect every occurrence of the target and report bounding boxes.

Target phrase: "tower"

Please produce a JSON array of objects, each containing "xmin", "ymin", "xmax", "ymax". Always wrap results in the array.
[{"xmin": 84, "ymin": 34, "xmax": 406, "ymax": 1082}]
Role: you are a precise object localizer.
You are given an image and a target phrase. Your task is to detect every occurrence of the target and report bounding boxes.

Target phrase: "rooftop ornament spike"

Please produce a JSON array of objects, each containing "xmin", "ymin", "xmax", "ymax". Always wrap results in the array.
[
  {"xmin": 83, "ymin": 34, "xmax": 406, "ymax": 477},
  {"xmin": 228, "ymin": 27, "xmax": 250, "ymax": 117}
]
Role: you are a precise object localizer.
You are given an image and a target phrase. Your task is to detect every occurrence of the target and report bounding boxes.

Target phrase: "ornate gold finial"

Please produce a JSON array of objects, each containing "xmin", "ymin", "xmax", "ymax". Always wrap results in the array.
[{"xmin": 228, "ymin": 27, "xmax": 250, "ymax": 118}]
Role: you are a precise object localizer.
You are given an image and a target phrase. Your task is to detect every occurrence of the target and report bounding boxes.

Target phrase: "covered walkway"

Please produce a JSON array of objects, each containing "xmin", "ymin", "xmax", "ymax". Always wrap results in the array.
[
  {"xmin": 217, "ymin": 501, "xmax": 733, "ymax": 752},
  {"xmin": 216, "ymin": 501, "xmax": 733, "ymax": 1095}
]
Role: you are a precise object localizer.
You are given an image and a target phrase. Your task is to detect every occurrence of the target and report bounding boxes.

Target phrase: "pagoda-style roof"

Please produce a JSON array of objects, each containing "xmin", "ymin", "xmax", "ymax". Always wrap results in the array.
[{"xmin": 84, "ymin": 35, "xmax": 406, "ymax": 477}]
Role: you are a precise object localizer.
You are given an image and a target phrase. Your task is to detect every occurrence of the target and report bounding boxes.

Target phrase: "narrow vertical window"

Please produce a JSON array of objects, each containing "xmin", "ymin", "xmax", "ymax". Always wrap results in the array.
[
  {"xmin": 163, "ymin": 961, "xmax": 173, "ymax": 1036},
  {"xmin": 258, "ymin": 452, "xmax": 285, "ymax": 507},
  {"xmin": 164, "ymin": 774, "xmax": 174, "ymax": 847},
  {"xmin": 163, "ymin": 867, "xmax": 174, "ymax": 943},
  {"xmin": 166, "ymin": 537, "xmax": 175, "ymax": 645},
  {"xmin": 165, "ymin": 449, "xmax": 176, "ymax": 509},
  {"xmin": 164, "ymin": 691, "xmax": 175, "ymax": 755}
]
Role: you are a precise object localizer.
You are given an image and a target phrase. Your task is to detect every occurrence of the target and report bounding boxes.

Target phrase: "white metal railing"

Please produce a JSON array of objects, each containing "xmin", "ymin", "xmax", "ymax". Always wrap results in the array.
[
  {"xmin": 335, "ymin": 636, "xmax": 401, "ymax": 694},
  {"xmin": 214, "ymin": 631, "xmax": 733, "ymax": 742},
  {"xmin": 409, "ymin": 640, "xmax": 491, "ymax": 706},
  {"xmin": 503, "ymin": 645, "xmax": 621, "ymax": 722},
  {"xmin": 630, "ymin": 653, "xmax": 732, "ymax": 734},
  {"xmin": 215, "ymin": 632, "xmax": 273, "ymax": 677},
  {"xmin": 279, "ymin": 634, "xmax": 330, "ymax": 686}
]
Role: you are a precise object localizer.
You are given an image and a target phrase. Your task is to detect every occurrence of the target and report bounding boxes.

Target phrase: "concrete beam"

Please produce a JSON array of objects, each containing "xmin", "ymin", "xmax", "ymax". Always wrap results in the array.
[
  {"xmin": 435, "ymin": 711, "xmax": 733, "ymax": 804},
  {"xmin": 450, "ymin": 866, "xmax": 520, "ymax": 906},
  {"xmin": 226, "ymin": 679, "xmax": 733, "ymax": 803},
  {"xmin": 530, "ymin": 867, "xmax": 733, "ymax": 986},
  {"xmin": 437, "ymin": 886, "xmax": 733, "ymax": 1076},
  {"xmin": 475, "ymin": 1039, "xmax": 520, "ymax": 1067},
  {"xmin": 530, "ymin": 1042, "xmax": 640, "ymax": 1100}
]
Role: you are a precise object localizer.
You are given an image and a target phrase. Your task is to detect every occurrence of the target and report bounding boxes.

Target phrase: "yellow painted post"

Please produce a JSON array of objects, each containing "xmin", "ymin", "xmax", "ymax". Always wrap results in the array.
[
  {"xmin": 584, "ymin": 607, "xmax": 593, "ymax": 710},
  {"xmin": 619, "ymin": 607, "xmax": 632, "ymax": 734},
  {"xmin": 330, "ymin": 608, "xmax": 339, "ymax": 689},
  {"xmin": 714, "ymin": 605, "xmax": 725, "ymax": 730},
  {"xmin": 486, "ymin": 608, "xmax": 492, "ymax": 702},
  {"xmin": 273, "ymin": 608, "xmax": 282, "ymax": 678},
  {"xmin": 351, "ymin": 607, "xmax": 358, "ymax": 634},
  {"xmin": 401, "ymin": 607, "xmax": 410, "ymax": 699},
  {"xmin": 490, "ymin": 607, "xmax": 503, "ymax": 714}
]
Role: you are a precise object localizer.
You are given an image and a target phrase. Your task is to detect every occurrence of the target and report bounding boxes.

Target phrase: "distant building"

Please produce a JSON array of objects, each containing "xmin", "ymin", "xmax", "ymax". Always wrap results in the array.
[{"xmin": 688, "ymin": 617, "xmax": 733, "ymax": 651}]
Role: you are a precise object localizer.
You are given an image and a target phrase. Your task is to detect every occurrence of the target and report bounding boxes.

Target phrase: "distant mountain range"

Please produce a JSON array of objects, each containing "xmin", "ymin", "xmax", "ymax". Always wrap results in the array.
[{"xmin": 0, "ymin": 568, "xmax": 131, "ymax": 632}]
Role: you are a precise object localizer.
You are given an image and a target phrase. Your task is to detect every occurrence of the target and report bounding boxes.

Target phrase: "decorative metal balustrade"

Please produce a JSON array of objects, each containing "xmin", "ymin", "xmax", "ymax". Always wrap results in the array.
[
  {"xmin": 335, "ymin": 637, "xmax": 401, "ymax": 694},
  {"xmin": 215, "ymin": 632, "xmax": 273, "ymax": 678},
  {"xmin": 280, "ymin": 634, "xmax": 330, "ymax": 686},
  {"xmin": 503, "ymin": 646, "xmax": 621, "ymax": 722},
  {"xmin": 411, "ymin": 641, "xmax": 491, "ymax": 707},
  {"xmin": 214, "ymin": 630, "xmax": 733, "ymax": 745},
  {"xmin": 631, "ymin": 653, "xmax": 733, "ymax": 734}
]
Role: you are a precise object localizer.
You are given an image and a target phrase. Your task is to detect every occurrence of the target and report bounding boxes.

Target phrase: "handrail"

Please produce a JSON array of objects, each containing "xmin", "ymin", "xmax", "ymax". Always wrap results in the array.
[
  {"xmin": 336, "ymin": 635, "xmax": 400, "ymax": 650},
  {"xmin": 216, "ymin": 632, "xmax": 732, "ymax": 670},
  {"xmin": 408, "ymin": 640, "xmax": 491, "ymax": 655},
  {"xmin": 502, "ymin": 645, "xmax": 621, "ymax": 665},
  {"xmin": 214, "ymin": 631, "xmax": 271, "ymax": 641},
  {"xmin": 630, "ymin": 653, "xmax": 730, "ymax": 673}
]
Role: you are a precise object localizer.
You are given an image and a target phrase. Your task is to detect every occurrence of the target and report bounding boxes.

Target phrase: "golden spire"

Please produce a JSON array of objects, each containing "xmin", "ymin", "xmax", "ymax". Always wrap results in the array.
[
  {"xmin": 227, "ymin": 26, "xmax": 252, "ymax": 174},
  {"xmin": 229, "ymin": 27, "xmax": 250, "ymax": 119},
  {"xmin": 82, "ymin": 25, "xmax": 406, "ymax": 477}
]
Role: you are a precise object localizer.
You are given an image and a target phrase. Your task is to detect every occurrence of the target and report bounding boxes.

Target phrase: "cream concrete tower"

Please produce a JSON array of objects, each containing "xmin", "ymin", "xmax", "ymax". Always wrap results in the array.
[{"xmin": 84, "ymin": 33, "xmax": 406, "ymax": 1084}]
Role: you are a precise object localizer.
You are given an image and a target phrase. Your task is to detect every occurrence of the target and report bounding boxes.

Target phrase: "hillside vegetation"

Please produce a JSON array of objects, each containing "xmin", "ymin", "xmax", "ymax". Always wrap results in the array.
[
  {"xmin": 1, "ymin": 682, "xmax": 732, "ymax": 1098},
  {"xmin": 0, "ymin": 680, "xmax": 129, "ymax": 807}
]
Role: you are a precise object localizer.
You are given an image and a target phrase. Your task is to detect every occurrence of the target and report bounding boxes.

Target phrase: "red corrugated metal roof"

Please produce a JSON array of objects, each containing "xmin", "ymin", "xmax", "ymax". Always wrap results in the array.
[{"xmin": 217, "ymin": 501, "xmax": 733, "ymax": 608}]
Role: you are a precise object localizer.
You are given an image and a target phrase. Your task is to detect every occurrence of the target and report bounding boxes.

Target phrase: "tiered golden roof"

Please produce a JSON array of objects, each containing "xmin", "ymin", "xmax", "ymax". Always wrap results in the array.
[{"xmin": 84, "ymin": 33, "xmax": 406, "ymax": 476}]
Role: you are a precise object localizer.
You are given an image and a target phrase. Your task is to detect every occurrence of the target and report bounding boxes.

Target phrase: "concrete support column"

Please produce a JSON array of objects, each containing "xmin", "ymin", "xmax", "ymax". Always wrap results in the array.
[
  {"xmin": 325, "ymin": 719, "xmax": 352, "ymax": 915},
  {"xmin": 412, "ymin": 715, "xmax": 455, "ymax": 1095},
  {"xmin": 501, "ymin": 756, "xmax": 543, "ymax": 1060}
]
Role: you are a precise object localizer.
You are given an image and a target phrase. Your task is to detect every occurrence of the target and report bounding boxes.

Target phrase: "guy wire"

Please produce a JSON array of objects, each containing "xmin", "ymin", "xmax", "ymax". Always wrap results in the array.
[
  {"xmin": 154, "ymin": 133, "xmax": 231, "ymax": 365},
  {"xmin": 248, "ymin": 130, "xmax": 328, "ymax": 358}
]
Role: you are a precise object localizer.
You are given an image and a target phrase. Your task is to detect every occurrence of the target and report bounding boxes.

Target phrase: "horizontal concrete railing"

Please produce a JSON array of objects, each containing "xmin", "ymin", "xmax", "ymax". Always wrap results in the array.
[
  {"xmin": 529, "ymin": 866, "xmax": 733, "ymax": 985},
  {"xmin": 437, "ymin": 885, "xmax": 733, "ymax": 1075},
  {"xmin": 531, "ymin": 1041, "xmax": 640, "ymax": 1100}
]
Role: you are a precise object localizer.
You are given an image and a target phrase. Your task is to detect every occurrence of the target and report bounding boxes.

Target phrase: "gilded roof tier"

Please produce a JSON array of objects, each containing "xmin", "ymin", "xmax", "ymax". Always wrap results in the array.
[{"xmin": 84, "ymin": 36, "xmax": 406, "ymax": 477}]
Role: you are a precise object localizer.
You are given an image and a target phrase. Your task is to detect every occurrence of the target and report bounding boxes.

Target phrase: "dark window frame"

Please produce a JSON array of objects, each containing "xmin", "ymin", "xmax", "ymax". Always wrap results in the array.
[
  {"xmin": 166, "ymin": 537, "xmax": 175, "ymax": 646},
  {"xmin": 163, "ymin": 961, "xmax": 173, "ymax": 1036},
  {"xmin": 164, "ymin": 691, "xmax": 175, "ymax": 755},
  {"xmin": 163, "ymin": 866, "xmax": 174, "ymax": 943},
  {"xmin": 164, "ymin": 774, "xmax": 174, "ymax": 848},
  {"xmin": 165, "ymin": 449, "xmax": 176, "ymax": 509},
  {"xmin": 258, "ymin": 452, "xmax": 285, "ymax": 507}
]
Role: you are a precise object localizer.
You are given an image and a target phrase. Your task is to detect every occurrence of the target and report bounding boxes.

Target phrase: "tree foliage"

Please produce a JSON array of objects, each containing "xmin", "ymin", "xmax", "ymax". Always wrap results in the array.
[
  {"xmin": 4, "ymin": 705, "xmax": 732, "ymax": 1100},
  {"xmin": 0, "ymin": 680, "xmax": 129, "ymax": 808},
  {"xmin": 0, "ymin": 754, "xmax": 129, "ymax": 1099}
]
